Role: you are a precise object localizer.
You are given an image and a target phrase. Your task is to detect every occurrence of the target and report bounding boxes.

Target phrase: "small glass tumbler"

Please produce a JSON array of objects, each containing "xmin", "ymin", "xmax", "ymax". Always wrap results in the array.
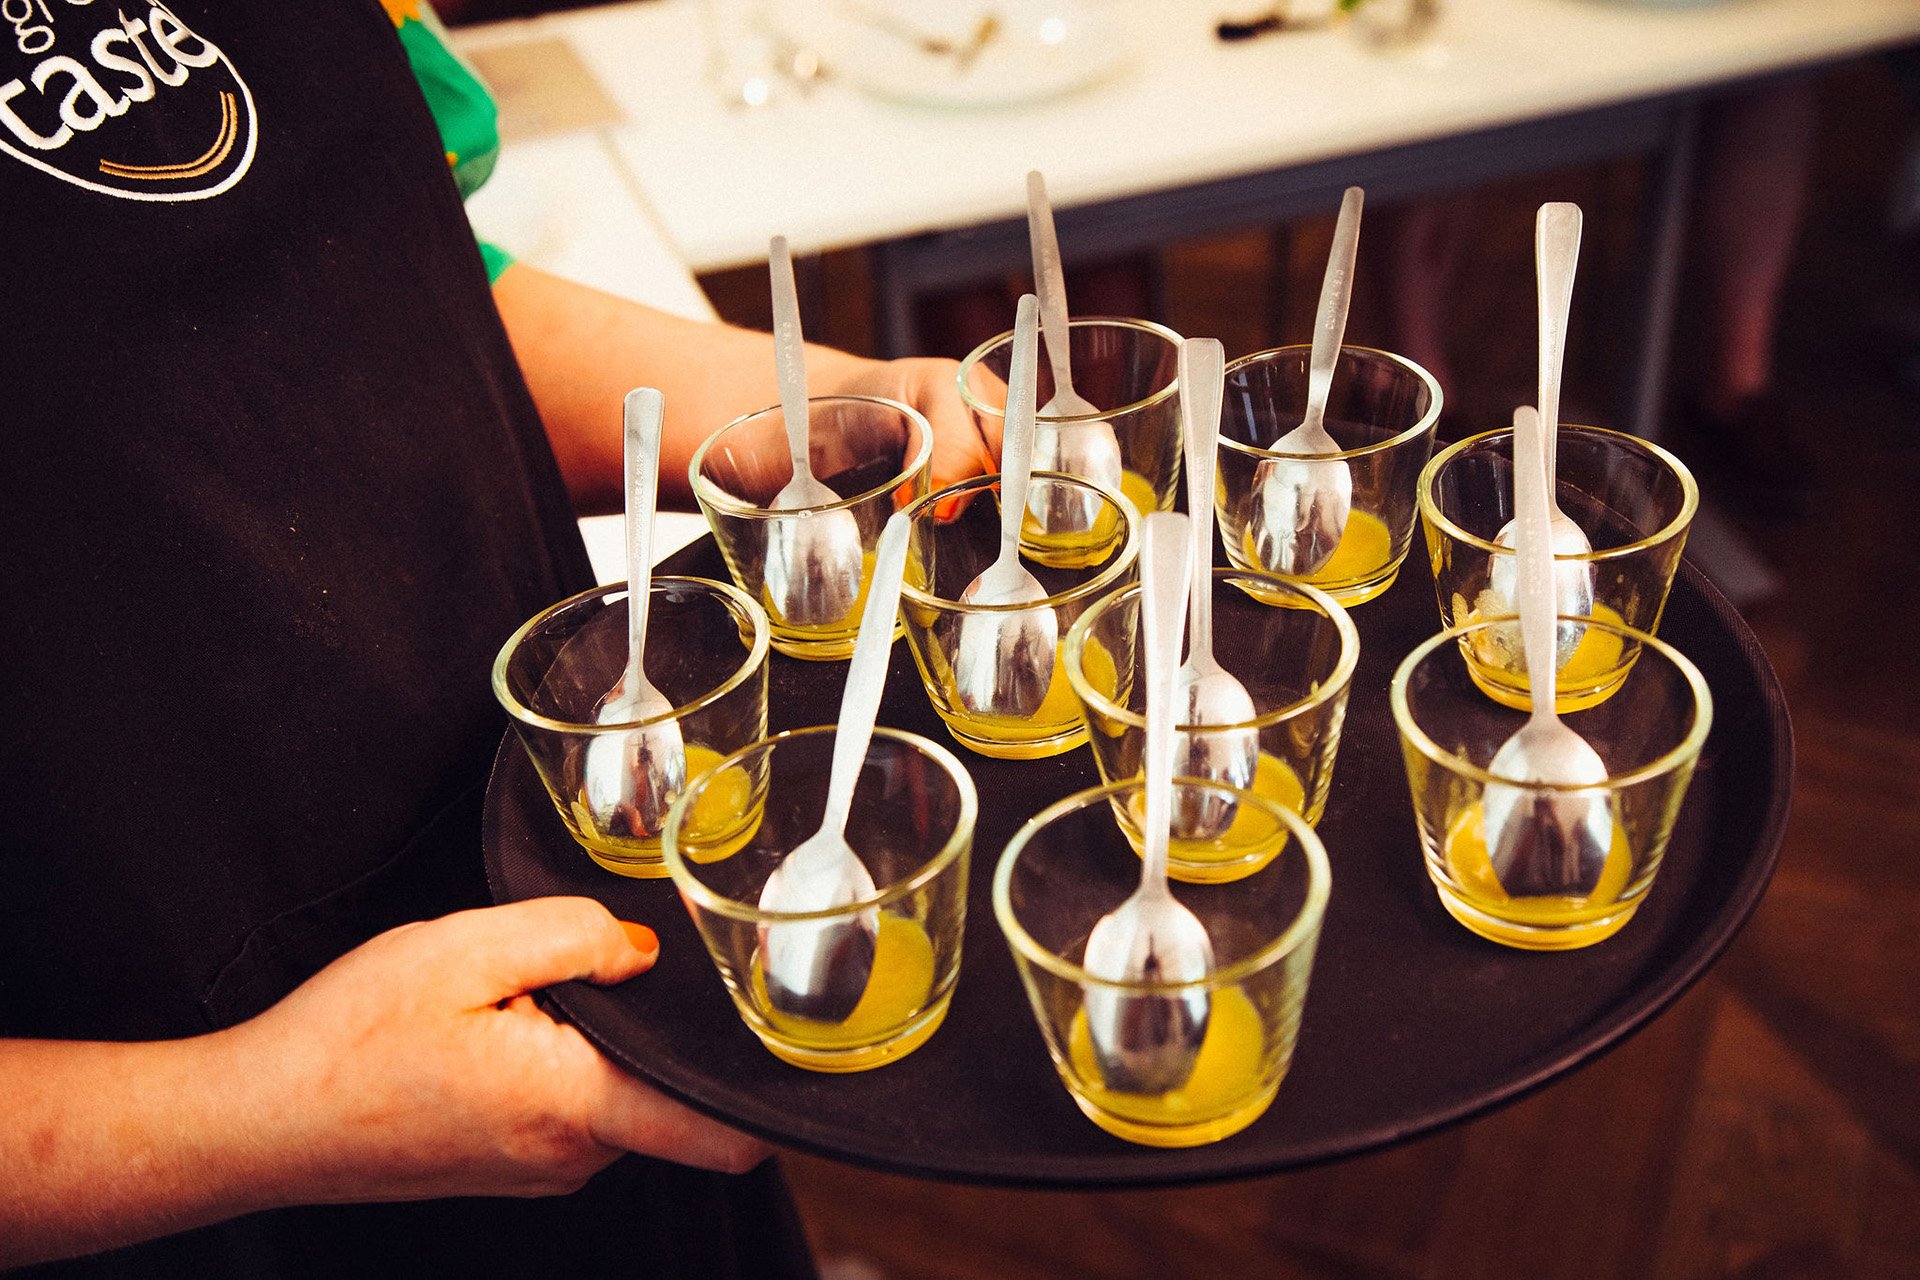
[
  {"xmin": 957, "ymin": 316, "xmax": 1182, "ymax": 552},
  {"xmin": 691, "ymin": 396, "xmax": 932, "ymax": 660},
  {"xmin": 1063, "ymin": 569, "xmax": 1358, "ymax": 882},
  {"xmin": 1217, "ymin": 345, "xmax": 1442, "ymax": 606},
  {"xmin": 1418, "ymin": 424, "xmax": 1698, "ymax": 711},
  {"xmin": 899, "ymin": 473, "xmax": 1140, "ymax": 759},
  {"xmin": 995, "ymin": 778, "xmax": 1331, "ymax": 1147},
  {"xmin": 663, "ymin": 726, "xmax": 977, "ymax": 1072},
  {"xmin": 493, "ymin": 577, "xmax": 770, "ymax": 878},
  {"xmin": 1391, "ymin": 616, "xmax": 1712, "ymax": 951}
]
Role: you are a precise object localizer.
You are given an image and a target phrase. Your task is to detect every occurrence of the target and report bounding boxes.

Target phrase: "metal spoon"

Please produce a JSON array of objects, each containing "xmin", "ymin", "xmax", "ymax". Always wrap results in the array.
[
  {"xmin": 952, "ymin": 293, "xmax": 1057, "ymax": 719},
  {"xmin": 1083, "ymin": 510, "xmax": 1214, "ymax": 1094},
  {"xmin": 755, "ymin": 512, "xmax": 912, "ymax": 1022},
  {"xmin": 1488, "ymin": 202, "xmax": 1596, "ymax": 667},
  {"xmin": 1482, "ymin": 405, "xmax": 1613, "ymax": 899},
  {"xmin": 582, "ymin": 388, "xmax": 688, "ymax": 840},
  {"xmin": 763, "ymin": 235, "xmax": 865, "ymax": 629},
  {"xmin": 1249, "ymin": 186, "xmax": 1362, "ymax": 577},
  {"xmin": 1026, "ymin": 171, "xmax": 1124, "ymax": 537},
  {"xmin": 1171, "ymin": 338, "xmax": 1258, "ymax": 840},
  {"xmin": 841, "ymin": 3, "xmax": 1000, "ymax": 66}
]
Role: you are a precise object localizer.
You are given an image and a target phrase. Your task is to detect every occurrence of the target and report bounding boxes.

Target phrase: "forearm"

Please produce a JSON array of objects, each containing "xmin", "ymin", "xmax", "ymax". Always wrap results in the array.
[
  {"xmin": 0, "ymin": 1033, "xmax": 287, "ymax": 1268},
  {"xmin": 491, "ymin": 262, "xmax": 868, "ymax": 514}
]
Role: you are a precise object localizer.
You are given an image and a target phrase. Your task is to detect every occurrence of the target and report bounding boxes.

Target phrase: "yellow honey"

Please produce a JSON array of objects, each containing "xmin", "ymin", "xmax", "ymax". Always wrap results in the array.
[
  {"xmin": 1440, "ymin": 801, "xmax": 1637, "ymax": 948},
  {"xmin": 1065, "ymin": 983, "xmax": 1275, "ymax": 1146},
  {"xmin": 568, "ymin": 742, "xmax": 759, "ymax": 877},
  {"xmin": 750, "ymin": 913, "xmax": 943, "ymax": 1070}
]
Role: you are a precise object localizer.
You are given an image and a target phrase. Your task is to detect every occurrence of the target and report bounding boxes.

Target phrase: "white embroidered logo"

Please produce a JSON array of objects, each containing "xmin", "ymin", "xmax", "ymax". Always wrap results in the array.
[{"xmin": 1, "ymin": 0, "xmax": 255, "ymax": 201}]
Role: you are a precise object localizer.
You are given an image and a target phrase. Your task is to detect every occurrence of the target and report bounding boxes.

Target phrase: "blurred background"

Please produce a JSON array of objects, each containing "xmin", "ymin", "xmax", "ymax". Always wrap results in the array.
[{"xmin": 446, "ymin": 2, "xmax": 1920, "ymax": 1274}]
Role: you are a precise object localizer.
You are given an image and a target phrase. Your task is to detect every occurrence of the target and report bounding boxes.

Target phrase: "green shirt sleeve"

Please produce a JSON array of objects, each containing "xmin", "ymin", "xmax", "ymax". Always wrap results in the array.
[{"xmin": 390, "ymin": 0, "xmax": 516, "ymax": 282}]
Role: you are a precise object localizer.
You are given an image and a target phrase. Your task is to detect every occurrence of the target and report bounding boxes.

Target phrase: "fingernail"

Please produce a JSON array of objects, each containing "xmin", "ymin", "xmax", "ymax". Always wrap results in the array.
[{"xmin": 619, "ymin": 921, "xmax": 659, "ymax": 958}]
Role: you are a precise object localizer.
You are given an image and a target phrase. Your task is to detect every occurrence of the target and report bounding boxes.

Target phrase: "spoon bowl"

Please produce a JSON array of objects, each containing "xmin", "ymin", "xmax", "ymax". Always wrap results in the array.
[
  {"xmin": 1249, "ymin": 453, "xmax": 1353, "ymax": 577},
  {"xmin": 1483, "ymin": 522, "xmax": 1597, "ymax": 672},
  {"xmin": 1481, "ymin": 404, "xmax": 1613, "ymax": 898},
  {"xmin": 1483, "ymin": 717, "xmax": 1613, "ymax": 898},
  {"xmin": 583, "ymin": 388, "xmax": 688, "ymax": 841},
  {"xmin": 1026, "ymin": 171, "xmax": 1124, "ymax": 535},
  {"xmin": 756, "ymin": 511, "xmax": 914, "ymax": 1021},
  {"xmin": 1171, "ymin": 338, "xmax": 1257, "ymax": 840},
  {"xmin": 1083, "ymin": 511, "xmax": 1213, "ymax": 1094},
  {"xmin": 952, "ymin": 293, "xmax": 1059, "ymax": 719},
  {"xmin": 754, "ymin": 837, "xmax": 879, "ymax": 1023},
  {"xmin": 582, "ymin": 671, "xmax": 686, "ymax": 841},
  {"xmin": 1247, "ymin": 186, "xmax": 1363, "ymax": 577},
  {"xmin": 764, "ymin": 236, "xmax": 865, "ymax": 628}
]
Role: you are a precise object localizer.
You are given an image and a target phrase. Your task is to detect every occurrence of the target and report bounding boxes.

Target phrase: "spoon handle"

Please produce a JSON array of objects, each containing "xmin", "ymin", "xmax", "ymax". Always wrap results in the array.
[
  {"xmin": 997, "ymin": 294, "xmax": 1042, "ymax": 569},
  {"xmin": 1303, "ymin": 186, "xmax": 1364, "ymax": 435},
  {"xmin": 1511, "ymin": 404, "xmax": 1559, "ymax": 723},
  {"xmin": 1140, "ymin": 511, "xmax": 1193, "ymax": 895},
  {"xmin": 1026, "ymin": 171, "xmax": 1078, "ymax": 402},
  {"xmin": 623, "ymin": 387, "xmax": 665, "ymax": 682},
  {"xmin": 1178, "ymin": 338, "xmax": 1225, "ymax": 670},
  {"xmin": 1535, "ymin": 202, "xmax": 1582, "ymax": 486},
  {"xmin": 821, "ymin": 511, "xmax": 911, "ymax": 839},
  {"xmin": 769, "ymin": 235, "xmax": 814, "ymax": 486}
]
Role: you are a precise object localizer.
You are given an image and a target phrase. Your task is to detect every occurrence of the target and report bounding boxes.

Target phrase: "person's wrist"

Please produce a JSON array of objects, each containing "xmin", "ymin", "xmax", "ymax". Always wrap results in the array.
[{"xmin": 177, "ymin": 1022, "xmax": 310, "ymax": 1216}]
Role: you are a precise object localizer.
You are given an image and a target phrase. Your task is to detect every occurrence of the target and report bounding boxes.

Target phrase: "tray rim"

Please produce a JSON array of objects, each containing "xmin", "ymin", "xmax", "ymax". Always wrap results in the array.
[{"xmin": 485, "ymin": 547, "xmax": 1792, "ymax": 1189}]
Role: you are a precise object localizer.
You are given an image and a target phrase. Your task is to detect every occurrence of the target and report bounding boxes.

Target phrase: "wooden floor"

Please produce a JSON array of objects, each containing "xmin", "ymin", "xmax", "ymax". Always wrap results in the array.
[{"xmin": 702, "ymin": 61, "xmax": 1920, "ymax": 1280}]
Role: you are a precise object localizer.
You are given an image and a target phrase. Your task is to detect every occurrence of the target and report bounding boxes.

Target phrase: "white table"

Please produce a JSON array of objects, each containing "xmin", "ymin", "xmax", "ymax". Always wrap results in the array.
[
  {"xmin": 458, "ymin": 0, "xmax": 1918, "ymax": 402},
  {"xmin": 457, "ymin": 0, "xmax": 1918, "ymax": 267},
  {"xmin": 453, "ymin": 0, "xmax": 1920, "ymax": 599}
]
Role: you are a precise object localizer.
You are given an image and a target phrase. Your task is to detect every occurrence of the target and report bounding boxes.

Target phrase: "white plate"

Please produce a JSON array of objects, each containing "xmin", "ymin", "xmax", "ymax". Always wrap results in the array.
[{"xmin": 790, "ymin": 0, "xmax": 1132, "ymax": 109}]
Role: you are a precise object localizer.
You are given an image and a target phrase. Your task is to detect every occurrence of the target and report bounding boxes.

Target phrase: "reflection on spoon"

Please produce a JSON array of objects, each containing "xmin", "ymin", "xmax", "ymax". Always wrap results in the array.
[
  {"xmin": 1487, "ymin": 202, "xmax": 1595, "ymax": 669},
  {"xmin": 1083, "ymin": 511, "xmax": 1213, "ymax": 1094},
  {"xmin": 1026, "ymin": 170, "xmax": 1124, "ymax": 536},
  {"xmin": 764, "ymin": 236, "xmax": 865, "ymax": 629},
  {"xmin": 756, "ymin": 513, "xmax": 913, "ymax": 1022},
  {"xmin": 1249, "ymin": 186, "xmax": 1362, "ymax": 577},
  {"xmin": 582, "ymin": 388, "xmax": 688, "ymax": 841},
  {"xmin": 952, "ymin": 294, "xmax": 1057, "ymax": 720},
  {"xmin": 1482, "ymin": 405, "xmax": 1612, "ymax": 899},
  {"xmin": 1171, "ymin": 338, "xmax": 1257, "ymax": 840}
]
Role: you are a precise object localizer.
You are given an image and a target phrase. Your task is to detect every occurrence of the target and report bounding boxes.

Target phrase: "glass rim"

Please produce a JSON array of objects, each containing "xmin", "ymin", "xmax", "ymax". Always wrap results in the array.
[
  {"xmin": 1218, "ymin": 344, "xmax": 1443, "ymax": 462},
  {"xmin": 897, "ymin": 473, "xmax": 1142, "ymax": 613},
  {"xmin": 491, "ymin": 575, "xmax": 770, "ymax": 735},
  {"xmin": 661, "ymin": 724, "xmax": 978, "ymax": 923},
  {"xmin": 1389, "ymin": 613, "xmax": 1715, "ymax": 790},
  {"xmin": 1416, "ymin": 424, "xmax": 1700, "ymax": 560},
  {"xmin": 993, "ymin": 777, "xmax": 1331, "ymax": 993},
  {"xmin": 1062, "ymin": 568, "xmax": 1360, "ymax": 731},
  {"xmin": 955, "ymin": 315, "xmax": 1186, "ymax": 424},
  {"xmin": 687, "ymin": 395, "xmax": 933, "ymax": 519}
]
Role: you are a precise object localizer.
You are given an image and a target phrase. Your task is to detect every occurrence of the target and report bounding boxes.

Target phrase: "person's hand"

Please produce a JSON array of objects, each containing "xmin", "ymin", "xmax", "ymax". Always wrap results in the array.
[
  {"xmin": 226, "ymin": 897, "xmax": 769, "ymax": 1204},
  {"xmin": 822, "ymin": 355, "xmax": 1006, "ymax": 501}
]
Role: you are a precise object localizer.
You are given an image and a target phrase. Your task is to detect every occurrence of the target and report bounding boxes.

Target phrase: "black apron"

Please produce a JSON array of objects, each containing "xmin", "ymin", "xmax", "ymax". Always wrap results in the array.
[{"xmin": 0, "ymin": 1, "xmax": 811, "ymax": 1272}]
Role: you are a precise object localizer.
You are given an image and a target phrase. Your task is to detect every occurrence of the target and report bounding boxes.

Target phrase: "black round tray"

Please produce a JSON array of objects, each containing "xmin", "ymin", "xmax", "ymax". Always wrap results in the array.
[{"xmin": 484, "ymin": 536, "xmax": 1790, "ymax": 1188}]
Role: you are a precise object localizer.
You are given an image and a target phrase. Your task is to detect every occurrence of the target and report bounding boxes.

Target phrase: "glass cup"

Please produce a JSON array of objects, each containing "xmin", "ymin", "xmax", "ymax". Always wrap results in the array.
[
  {"xmin": 493, "ymin": 577, "xmax": 770, "ymax": 878},
  {"xmin": 995, "ymin": 778, "xmax": 1331, "ymax": 1147},
  {"xmin": 690, "ymin": 395, "xmax": 932, "ymax": 660},
  {"xmin": 957, "ymin": 316, "xmax": 1182, "ymax": 557},
  {"xmin": 1417, "ymin": 424, "xmax": 1699, "ymax": 711},
  {"xmin": 1216, "ymin": 345, "xmax": 1443, "ymax": 606},
  {"xmin": 1391, "ymin": 616, "xmax": 1712, "ymax": 951},
  {"xmin": 663, "ymin": 726, "xmax": 977, "ymax": 1072},
  {"xmin": 1063, "ymin": 569, "xmax": 1358, "ymax": 882},
  {"xmin": 899, "ymin": 473, "xmax": 1140, "ymax": 759}
]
